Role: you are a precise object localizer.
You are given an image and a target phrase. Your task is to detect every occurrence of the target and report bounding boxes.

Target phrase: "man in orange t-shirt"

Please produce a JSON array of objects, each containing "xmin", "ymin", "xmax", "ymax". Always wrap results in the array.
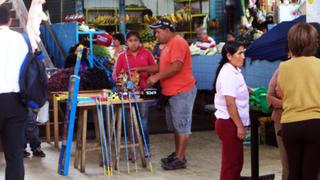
[{"xmin": 135, "ymin": 19, "xmax": 197, "ymax": 170}]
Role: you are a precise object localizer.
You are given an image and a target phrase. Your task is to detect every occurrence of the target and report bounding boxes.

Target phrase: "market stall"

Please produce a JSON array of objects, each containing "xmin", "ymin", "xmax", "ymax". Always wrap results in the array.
[
  {"xmin": 4, "ymin": 0, "xmax": 320, "ymax": 179},
  {"xmin": 192, "ymin": 55, "xmax": 280, "ymax": 90}
]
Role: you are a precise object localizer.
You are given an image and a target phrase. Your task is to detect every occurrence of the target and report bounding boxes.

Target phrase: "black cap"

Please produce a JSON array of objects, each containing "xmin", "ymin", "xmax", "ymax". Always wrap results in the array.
[
  {"xmin": 150, "ymin": 19, "xmax": 174, "ymax": 32},
  {"xmin": 0, "ymin": 5, "xmax": 10, "ymax": 25}
]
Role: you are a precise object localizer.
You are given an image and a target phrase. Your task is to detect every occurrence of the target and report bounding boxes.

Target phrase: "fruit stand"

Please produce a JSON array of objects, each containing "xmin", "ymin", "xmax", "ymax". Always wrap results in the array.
[
  {"xmin": 81, "ymin": 0, "xmax": 210, "ymax": 41},
  {"xmin": 85, "ymin": 6, "xmax": 148, "ymax": 33}
]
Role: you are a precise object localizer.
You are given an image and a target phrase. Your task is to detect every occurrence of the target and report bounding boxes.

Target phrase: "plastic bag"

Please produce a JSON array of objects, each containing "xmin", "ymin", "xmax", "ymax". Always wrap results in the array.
[
  {"xmin": 249, "ymin": 87, "xmax": 272, "ymax": 114},
  {"xmin": 36, "ymin": 101, "xmax": 49, "ymax": 125}
]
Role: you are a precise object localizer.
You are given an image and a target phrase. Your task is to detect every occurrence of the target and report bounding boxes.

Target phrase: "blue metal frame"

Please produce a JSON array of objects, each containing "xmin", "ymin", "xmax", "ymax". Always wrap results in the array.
[
  {"xmin": 119, "ymin": 0, "xmax": 126, "ymax": 36},
  {"xmin": 209, "ymin": 0, "xmax": 215, "ymax": 19},
  {"xmin": 75, "ymin": 23, "xmax": 105, "ymax": 68},
  {"xmin": 96, "ymin": 99, "xmax": 108, "ymax": 175},
  {"xmin": 75, "ymin": 23, "xmax": 116, "ymax": 91},
  {"xmin": 58, "ymin": 46, "xmax": 84, "ymax": 176}
]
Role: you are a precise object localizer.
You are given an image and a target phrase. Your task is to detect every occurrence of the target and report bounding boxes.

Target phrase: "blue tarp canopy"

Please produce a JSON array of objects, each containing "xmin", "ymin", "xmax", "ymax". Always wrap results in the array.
[
  {"xmin": 41, "ymin": 23, "xmax": 77, "ymax": 68},
  {"xmin": 245, "ymin": 16, "xmax": 306, "ymax": 62}
]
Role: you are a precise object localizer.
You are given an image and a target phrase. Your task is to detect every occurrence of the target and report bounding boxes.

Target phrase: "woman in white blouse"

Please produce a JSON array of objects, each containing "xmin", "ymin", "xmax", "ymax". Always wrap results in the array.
[{"xmin": 213, "ymin": 41, "xmax": 249, "ymax": 180}]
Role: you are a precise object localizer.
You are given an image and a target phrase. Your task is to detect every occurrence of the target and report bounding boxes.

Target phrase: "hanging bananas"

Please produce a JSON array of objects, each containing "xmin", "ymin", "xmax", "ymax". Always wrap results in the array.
[
  {"xmin": 92, "ymin": 15, "xmax": 119, "ymax": 25},
  {"xmin": 143, "ymin": 15, "xmax": 151, "ymax": 24}
]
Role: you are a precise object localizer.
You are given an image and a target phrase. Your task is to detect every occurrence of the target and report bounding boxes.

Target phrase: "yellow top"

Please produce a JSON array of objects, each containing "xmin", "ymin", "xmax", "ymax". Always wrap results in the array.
[{"xmin": 278, "ymin": 56, "xmax": 320, "ymax": 123}]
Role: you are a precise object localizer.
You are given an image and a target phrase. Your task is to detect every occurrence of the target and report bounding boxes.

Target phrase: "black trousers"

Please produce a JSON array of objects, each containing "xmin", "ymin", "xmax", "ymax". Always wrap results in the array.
[
  {"xmin": 282, "ymin": 119, "xmax": 320, "ymax": 180},
  {"xmin": 0, "ymin": 93, "xmax": 28, "ymax": 180}
]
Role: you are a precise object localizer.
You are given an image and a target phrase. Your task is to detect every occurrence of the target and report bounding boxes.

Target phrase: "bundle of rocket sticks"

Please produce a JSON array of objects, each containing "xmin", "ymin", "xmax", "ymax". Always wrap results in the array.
[{"xmin": 95, "ymin": 91, "xmax": 153, "ymax": 176}]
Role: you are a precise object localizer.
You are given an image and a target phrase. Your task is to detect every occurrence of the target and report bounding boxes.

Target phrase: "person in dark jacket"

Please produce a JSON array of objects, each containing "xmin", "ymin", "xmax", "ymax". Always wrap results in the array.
[{"xmin": 64, "ymin": 44, "xmax": 89, "ymax": 69}]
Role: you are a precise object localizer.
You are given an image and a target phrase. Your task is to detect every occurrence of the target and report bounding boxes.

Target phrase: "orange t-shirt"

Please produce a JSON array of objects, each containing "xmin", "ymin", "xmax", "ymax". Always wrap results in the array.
[{"xmin": 159, "ymin": 35, "xmax": 196, "ymax": 96}]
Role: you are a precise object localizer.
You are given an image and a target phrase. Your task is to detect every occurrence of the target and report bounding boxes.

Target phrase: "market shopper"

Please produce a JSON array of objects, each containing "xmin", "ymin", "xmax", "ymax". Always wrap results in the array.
[
  {"xmin": 226, "ymin": 32, "xmax": 236, "ymax": 42},
  {"xmin": 64, "ymin": 43, "xmax": 89, "ymax": 69},
  {"xmin": 0, "ymin": 5, "xmax": 29, "ymax": 180},
  {"xmin": 195, "ymin": 27, "xmax": 216, "ymax": 50},
  {"xmin": 152, "ymin": 42, "xmax": 164, "ymax": 63},
  {"xmin": 277, "ymin": 23, "xmax": 320, "ymax": 180},
  {"xmin": 136, "ymin": 19, "xmax": 197, "ymax": 170},
  {"xmin": 111, "ymin": 32, "xmax": 125, "ymax": 64},
  {"xmin": 24, "ymin": 111, "xmax": 46, "ymax": 158},
  {"xmin": 267, "ymin": 69, "xmax": 288, "ymax": 180},
  {"xmin": 213, "ymin": 41, "xmax": 249, "ymax": 180},
  {"xmin": 114, "ymin": 31, "xmax": 155, "ymax": 150},
  {"xmin": 225, "ymin": 0, "xmax": 236, "ymax": 33}
]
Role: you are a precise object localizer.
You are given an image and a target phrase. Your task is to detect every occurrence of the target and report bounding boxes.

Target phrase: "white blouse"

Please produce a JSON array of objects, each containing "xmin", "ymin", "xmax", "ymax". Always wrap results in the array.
[{"xmin": 214, "ymin": 63, "xmax": 250, "ymax": 126}]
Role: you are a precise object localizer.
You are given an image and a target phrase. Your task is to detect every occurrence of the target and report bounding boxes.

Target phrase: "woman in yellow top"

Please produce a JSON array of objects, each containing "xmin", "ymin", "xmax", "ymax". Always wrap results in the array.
[{"xmin": 278, "ymin": 23, "xmax": 320, "ymax": 180}]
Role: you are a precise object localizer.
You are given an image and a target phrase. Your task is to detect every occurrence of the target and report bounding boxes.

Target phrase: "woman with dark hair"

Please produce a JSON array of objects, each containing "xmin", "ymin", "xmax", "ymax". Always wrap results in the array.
[
  {"xmin": 111, "ymin": 33, "xmax": 125, "ymax": 64},
  {"xmin": 226, "ymin": 31, "xmax": 236, "ymax": 42},
  {"xmin": 278, "ymin": 23, "xmax": 320, "ymax": 180},
  {"xmin": 64, "ymin": 43, "xmax": 89, "ymax": 69},
  {"xmin": 213, "ymin": 41, "xmax": 249, "ymax": 180},
  {"xmin": 113, "ymin": 33, "xmax": 125, "ymax": 45}
]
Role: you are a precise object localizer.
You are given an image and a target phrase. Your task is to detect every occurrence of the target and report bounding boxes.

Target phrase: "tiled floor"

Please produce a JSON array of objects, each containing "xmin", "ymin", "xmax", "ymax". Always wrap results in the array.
[{"xmin": 0, "ymin": 131, "xmax": 282, "ymax": 180}]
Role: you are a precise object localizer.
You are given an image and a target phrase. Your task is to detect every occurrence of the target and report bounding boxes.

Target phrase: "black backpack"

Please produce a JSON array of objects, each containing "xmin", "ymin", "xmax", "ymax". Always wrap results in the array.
[{"xmin": 19, "ymin": 33, "xmax": 48, "ymax": 110}]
